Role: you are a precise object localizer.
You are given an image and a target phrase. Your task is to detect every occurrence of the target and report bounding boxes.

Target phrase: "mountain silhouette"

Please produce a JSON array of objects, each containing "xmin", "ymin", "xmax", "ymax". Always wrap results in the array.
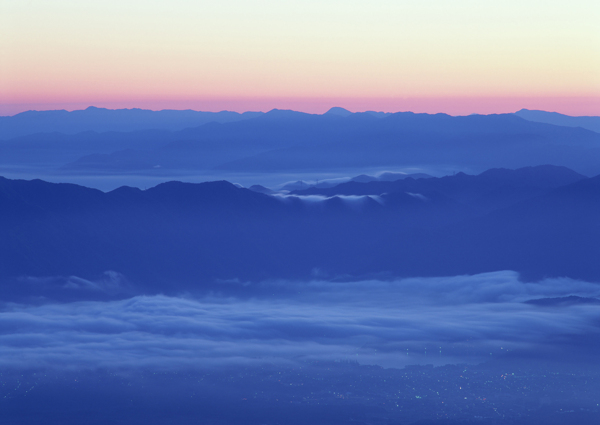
[
  {"xmin": 324, "ymin": 107, "xmax": 353, "ymax": 117},
  {"xmin": 293, "ymin": 165, "xmax": 586, "ymax": 214},
  {"xmin": 1, "ymin": 165, "xmax": 598, "ymax": 301},
  {"xmin": 0, "ymin": 107, "xmax": 263, "ymax": 139},
  {"xmin": 3, "ymin": 109, "xmax": 600, "ymax": 179},
  {"xmin": 515, "ymin": 109, "xmax": 600, "ymax": 133},
  {"xmin": 210, "ymin": 112, "xmax": 600, "ymax": 176}
]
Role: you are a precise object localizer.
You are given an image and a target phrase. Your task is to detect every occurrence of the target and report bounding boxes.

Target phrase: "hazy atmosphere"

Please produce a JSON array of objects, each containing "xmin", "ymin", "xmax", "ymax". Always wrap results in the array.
[{"xmin": 2, "ymin": 1, "xmax": 600, "ymax": 424}]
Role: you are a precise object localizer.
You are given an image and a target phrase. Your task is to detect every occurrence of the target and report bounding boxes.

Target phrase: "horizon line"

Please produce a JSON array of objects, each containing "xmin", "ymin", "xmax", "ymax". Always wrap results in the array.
[
  {"xmin": 1, "ymin": 96, "xmax": 599, "ymax": 117},
  {"xmin": 1, "ymin": 105, "xmax": 599, "ymax": 119}
]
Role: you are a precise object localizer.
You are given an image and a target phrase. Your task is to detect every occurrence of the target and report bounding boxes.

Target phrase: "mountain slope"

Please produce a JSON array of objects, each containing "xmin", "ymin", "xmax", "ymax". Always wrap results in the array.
[
  {"xmin": 1, "ymin": 167, "xmax": 598, "ymax": 300},
  {"xmin": 515, "ymin": 109, "xmax": 600, "ymax": 133},
  {"xmin": 294, "ymin": 165, "xmax": 587, "ymax": 214},
  {"xmin": 4, "ymin": 110, "xmax": 600, "ymax": 178},
  {"xmin": 212, "ymin": 113, "xmax": 600, "ymax": 175},
  {"xmin": 0, "ymin": 107, "xmax": 263, "ymax": 140}
]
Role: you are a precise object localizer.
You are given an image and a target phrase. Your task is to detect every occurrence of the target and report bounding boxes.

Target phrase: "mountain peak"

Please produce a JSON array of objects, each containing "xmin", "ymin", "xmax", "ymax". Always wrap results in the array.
[{"xmin": 324, "ymin": 107, "xmax": 352, "ymax": 117}]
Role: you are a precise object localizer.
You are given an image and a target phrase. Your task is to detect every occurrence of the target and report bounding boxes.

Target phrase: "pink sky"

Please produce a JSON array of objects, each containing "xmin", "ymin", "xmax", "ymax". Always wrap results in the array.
[{"xmin": 3, "ymin": 2, "xmax": 598, "ymax": 117}]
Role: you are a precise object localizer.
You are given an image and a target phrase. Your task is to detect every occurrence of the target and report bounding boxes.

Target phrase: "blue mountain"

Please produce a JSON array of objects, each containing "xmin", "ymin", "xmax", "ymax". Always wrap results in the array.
[
  {"xmin": 1, "ymin": 165, "xmax": 598, "ymax": 302},
  {"xmin": 0, "ymin": 106, "xmax": 263, "ymax": 139},
  {"xmin": 515, "ymin": 108, "xmax": 600, "ymax": 133},
  {"xmin": 2, "ymin": 109, "xmax": 600, "ymax": 179}
]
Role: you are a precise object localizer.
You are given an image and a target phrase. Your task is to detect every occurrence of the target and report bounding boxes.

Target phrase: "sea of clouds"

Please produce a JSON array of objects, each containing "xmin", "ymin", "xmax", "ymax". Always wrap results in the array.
[{"xmin": 1, "ymin": 271, "xmax": 599, "ymax": 370}]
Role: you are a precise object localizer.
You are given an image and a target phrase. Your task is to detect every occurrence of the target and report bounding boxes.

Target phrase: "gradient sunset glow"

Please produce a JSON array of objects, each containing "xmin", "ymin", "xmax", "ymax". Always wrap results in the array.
[{"xmin": 2, "ymin": 0, "xmax": 599, "ymax": 115}]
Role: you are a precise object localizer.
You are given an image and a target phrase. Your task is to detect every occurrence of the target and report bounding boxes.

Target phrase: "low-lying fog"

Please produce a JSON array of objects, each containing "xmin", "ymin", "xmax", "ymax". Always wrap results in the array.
[{"xmin": 3, "ymin": 271, "xmax": 599, "ymax": 370}]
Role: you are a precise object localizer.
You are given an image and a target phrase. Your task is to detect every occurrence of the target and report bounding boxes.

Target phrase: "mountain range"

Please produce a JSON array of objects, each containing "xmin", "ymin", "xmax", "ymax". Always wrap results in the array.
[
  {"xmin": 1, "ymin": 164, "xmax": 598, "ymax": 301},
  {"xmin": 0, "ymin": 106, "xmax": 263, "ymax": 140},
  {"xmin": 514, "ymin": 108, "xmax": 600, "ymax": 133},
  {"xmin": 2, "ymin": 108, "xmax": 600, "ymax": 182}
]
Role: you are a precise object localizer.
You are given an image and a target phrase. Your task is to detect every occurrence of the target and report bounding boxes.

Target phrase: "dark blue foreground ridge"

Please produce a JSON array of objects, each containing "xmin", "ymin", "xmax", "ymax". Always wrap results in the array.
[{"xmin": 1, "ymin": 164, "xmax": 598, "ymax": 300}]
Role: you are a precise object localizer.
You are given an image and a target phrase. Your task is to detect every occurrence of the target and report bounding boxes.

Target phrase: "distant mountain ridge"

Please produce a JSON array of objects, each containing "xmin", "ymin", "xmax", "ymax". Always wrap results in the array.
[
  {"xmin": 278, "ymin": 172, "xmax": 432, "ymax": 191},
  {"xmin": 38, "ymin": 110, "xmax": 600, "ymax": 178},
  {"xmin": 514, "ymin": 109, "xmax": 600, "ymax": 133},
  {"xmin": 3, "ymin": 106, "xmax": 598, "ymax": 141},
  {"xmin": 1, "ymin": 165, "xmax": 598, "ymax": 301},
  {"xmin": 292, "ymin": 165, "xmax": 586, "ymax": 214},
  {"xmin": 0, "ymin": 106, "xmax": 263, "ymax": 140},
  {"xmin": 3, "ymin": 107, "xmax": 600, "ymax": 191}
]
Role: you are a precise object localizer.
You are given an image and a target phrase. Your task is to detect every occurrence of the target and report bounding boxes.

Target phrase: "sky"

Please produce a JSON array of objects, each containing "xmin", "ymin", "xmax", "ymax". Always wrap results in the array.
[{"xmin": 1, "ymin": 0, "xmax": 599, "ymax": 116}]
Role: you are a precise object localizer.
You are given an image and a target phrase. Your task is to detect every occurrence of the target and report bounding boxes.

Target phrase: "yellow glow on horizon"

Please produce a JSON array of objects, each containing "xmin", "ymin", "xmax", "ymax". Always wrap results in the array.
[{"xmin": 1, "ymin": 0, "xmax": 599, "ymax": 112}]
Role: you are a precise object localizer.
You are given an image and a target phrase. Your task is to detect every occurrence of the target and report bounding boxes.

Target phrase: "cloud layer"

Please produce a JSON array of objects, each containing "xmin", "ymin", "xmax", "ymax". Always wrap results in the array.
[{"xmin": 1, "ymin": 271, "xmax": 599, "ymax": 370}]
